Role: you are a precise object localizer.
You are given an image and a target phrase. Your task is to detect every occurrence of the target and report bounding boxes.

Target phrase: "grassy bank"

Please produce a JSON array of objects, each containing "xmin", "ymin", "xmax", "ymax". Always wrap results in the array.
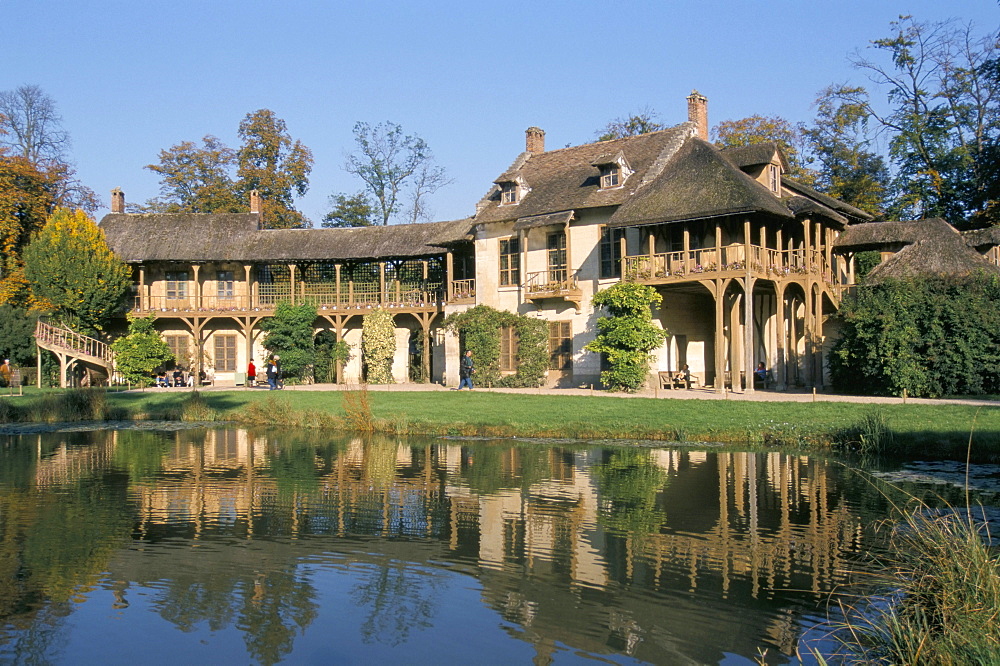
[{"xmin": 2, "ymin": 387, "xmax": 1000, "ymax": 461}]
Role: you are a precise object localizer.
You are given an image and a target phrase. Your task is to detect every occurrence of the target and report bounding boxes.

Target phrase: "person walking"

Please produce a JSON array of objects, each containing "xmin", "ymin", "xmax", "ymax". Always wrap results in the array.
[
  {"xmin": 266, "ymin": 357, "xmax": 278, "ymax": 390},
  {"xmin": 0, "ymin": 359, "xmax": 11, "ymax": 388},
  {"xmin": 458, "ymin": 349, "xmax": 475, "ymax": 390},
  {"xmin": 274, "ymin": 355, "xmax": 283, "ymax": 389},
  {"xmin": 247, "ymin": 360, "xmax": 257, "ymax": 387}
]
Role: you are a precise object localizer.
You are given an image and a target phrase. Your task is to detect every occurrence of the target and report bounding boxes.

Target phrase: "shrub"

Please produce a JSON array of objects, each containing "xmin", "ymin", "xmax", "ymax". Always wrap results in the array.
[
  {"xmin": 585, "ymin": 283, "xmax": 668, "ymax": 392},
  {"xmin": 362, "ymin": 309, "xmax": 395, "ymax": 383}
]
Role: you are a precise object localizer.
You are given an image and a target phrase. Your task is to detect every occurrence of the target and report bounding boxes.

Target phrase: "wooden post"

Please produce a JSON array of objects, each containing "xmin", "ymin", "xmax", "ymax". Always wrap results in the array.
[
  {"xmin": 289, "ymin": 264, "xmax": 297, "ymax": 305},
  {"xmin": 335, "ymin": 264, "xmax": 342, "ymax": 307},
  {"xmin": 714, "ymin": 280, "xmax": 725, "ymax": 392},
  {"xmin": 138, "ymin": 265, "xmax": 146, "ymax": 310},
  {"xmin": 192, "ymin": 264, "xmax": 201, "ymax": 310},
  {"xmin": 243, "ymin": 265, "xmax": 252, "ymax": 309},
  {"xmin": 445, "ymin": 251, "xmax": 454, "ymax": 301}
]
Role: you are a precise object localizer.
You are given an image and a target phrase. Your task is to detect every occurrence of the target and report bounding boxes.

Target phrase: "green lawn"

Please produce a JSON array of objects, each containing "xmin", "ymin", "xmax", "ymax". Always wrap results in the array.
[{"xmin": 3, "ymin": 387, "xmax": 997, "ymax": 461}]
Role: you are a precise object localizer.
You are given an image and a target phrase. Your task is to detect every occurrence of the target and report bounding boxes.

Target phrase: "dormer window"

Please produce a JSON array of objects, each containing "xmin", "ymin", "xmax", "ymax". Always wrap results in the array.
[
  {"xmin": 769, "ymin": 164, "xmax": 781, "ymax": 193},
  {"xmin": 600, "ymin": 164, "xmax": 620, "ymax": 189},
  {"xmin": 592, "ymin": 151, "xmax": 632, "ymax": 190},
  {"xmin": 500, "ymin": 181, "xmax": 518, "ymax": 205}
]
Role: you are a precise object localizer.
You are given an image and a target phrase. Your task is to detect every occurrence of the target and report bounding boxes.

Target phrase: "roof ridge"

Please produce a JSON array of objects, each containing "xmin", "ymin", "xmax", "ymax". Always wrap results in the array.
[{"xmin": 633, "ymin": 121, "xmax": 698, "ymax": 191}]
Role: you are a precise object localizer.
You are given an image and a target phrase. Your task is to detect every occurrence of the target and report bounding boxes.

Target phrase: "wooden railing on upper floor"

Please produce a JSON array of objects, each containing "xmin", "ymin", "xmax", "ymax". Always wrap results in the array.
[
  {"xmin": 131, "ymin": 280, "xmax": 461, "ymax": 313},
  {"xmin": 622, "ymin": 246, "xmax": 841, "ymax": 285},
  {"xmin": 523, "ymin": 270, "xmax": 581, "ymax": 299}
]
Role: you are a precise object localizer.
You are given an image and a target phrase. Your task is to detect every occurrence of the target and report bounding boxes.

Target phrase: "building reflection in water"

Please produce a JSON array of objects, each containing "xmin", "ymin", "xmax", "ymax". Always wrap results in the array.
[{"xmin": 12, "ymin": 427, "xmax": 870, "ymax": 663}]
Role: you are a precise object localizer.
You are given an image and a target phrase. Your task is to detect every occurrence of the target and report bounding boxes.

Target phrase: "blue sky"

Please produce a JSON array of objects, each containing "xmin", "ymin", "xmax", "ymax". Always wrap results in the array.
[{"xmin": 3, "ymin": 1, "xmax": 997, "ymax": 224}]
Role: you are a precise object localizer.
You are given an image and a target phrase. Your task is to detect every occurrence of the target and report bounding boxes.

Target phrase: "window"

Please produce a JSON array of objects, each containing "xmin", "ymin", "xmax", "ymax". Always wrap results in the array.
[
  {"xmin": 499, "ymin": 326, "xmax": 519, "ymax": 372},
  {"xmin": 499, "ymin": 237, "xmax": 521, "ymax": 286},
  {"xmin": 217, "ymin": 271, "xmax": 234, "ymax": 299},
  {"xmin": 500, "ymin": 181, "xmax": 518, "ymax": 205},
  {"xmin": 214, "ymin": 335, "xmax": 237, "ymax": 372},
  {"xmin": 547, "ymin": 231, "xmax": 567, "ymax": 282},
  {"xmin": 599, "ymin": 227, "xmax": 626, "ymax": 278},
  {"xmin": 165, "ymin": 271, "xmax": 188, "ymax": 300},
  {"xmin": 600, "ymin": 164, "xmax": 620, "ymax": 189},
  {"xmin": 548, "ymin": 321, "xmax": 572, "ymax": 370},
  {"xmin": 769, "ymin": 164, "xmax": 780, "ymax": 193},
  {"xmin": 165, "ymin": 335, "xmax": 189, "ymax": 367}
]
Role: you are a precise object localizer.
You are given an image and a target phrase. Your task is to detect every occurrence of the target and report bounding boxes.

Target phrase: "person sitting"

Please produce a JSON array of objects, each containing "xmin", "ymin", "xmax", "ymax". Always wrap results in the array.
[
  {"xmin": 156, "ymin": 371, "xmax": 169, "ymax": 388},
  {"xmin": 674, "ymin": 364, "xmax": 692, "ymax": 389},
  {"xmin": 754, "ymin": 362, "xmax": 771, "ymax": 388},
  {"xmin": 173, "ymin": 367, "xmax": 184, "ymax": 387}
]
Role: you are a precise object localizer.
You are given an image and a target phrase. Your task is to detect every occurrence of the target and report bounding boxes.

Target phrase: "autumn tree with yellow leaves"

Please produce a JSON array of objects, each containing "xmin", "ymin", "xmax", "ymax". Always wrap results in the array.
[{"xmin": 23, "ymin": 208, "xmax": 131, "ymax": 335}]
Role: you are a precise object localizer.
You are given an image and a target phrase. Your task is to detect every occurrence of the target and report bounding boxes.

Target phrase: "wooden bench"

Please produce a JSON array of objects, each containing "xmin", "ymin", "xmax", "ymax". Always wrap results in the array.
[{"xmin": 658, "ymin": 371, "xmax": 699, "ymax": 390}]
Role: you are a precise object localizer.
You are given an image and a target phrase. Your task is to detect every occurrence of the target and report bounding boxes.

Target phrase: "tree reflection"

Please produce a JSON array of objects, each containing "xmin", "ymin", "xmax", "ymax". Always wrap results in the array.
[
  {"xmin": 236, "ymin": 569, "xmax": 318, "ymax": 666},
  {"xmin": 350, "ymin": 562, "xmax": 439, "ymax": 646},
  {"xmin": 112, "ymin": 430, "xmax": 169, "ymax": 480},
  {"xmin": 593, "ymin": 449, "xmax": 668, "ymax": 537}
]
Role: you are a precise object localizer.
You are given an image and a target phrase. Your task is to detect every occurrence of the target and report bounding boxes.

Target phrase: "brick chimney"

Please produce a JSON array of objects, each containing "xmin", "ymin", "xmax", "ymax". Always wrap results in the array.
[
  {"xmin": 249, "ymin": 190, "xmax": 262, "ymax": 214},
  {"xmin": 110, "ymin": 188, "xmax": 125, "ymax": 213},
  {"xmin": 525, "ymin": 127, "xmax": 545, "ymax": 154},
  {"xmin": 686, "ymin": 90, "xmax": 708, "ymax": 141}
]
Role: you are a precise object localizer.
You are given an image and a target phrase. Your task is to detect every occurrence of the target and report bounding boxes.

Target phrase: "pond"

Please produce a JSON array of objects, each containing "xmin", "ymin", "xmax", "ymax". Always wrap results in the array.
[{"xmin": 0, "ymin": 425, "xmax": 994, "ymax": 665}]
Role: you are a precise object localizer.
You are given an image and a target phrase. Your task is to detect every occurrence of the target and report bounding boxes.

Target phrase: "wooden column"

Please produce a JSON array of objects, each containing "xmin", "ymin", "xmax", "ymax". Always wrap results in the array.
[
  {"xmin": 743, "ymin": 218, "xmax": 754, "ymax": 394},
  {"xmin": 138, "ymin": 265, "xmax": 146, "ymax": 310},
  {"xmin": 683, "ymin": 226, "xmax": 690, "ymax": 272},
  {"xmin": 714, "ymin": 279, "xmax": 725, "ymax": 392},
  {"xmin": 243, "ymin": 265, "xmax": 252, "ymax": 309},
  {"xmin": 619, "ymin": 233, "xmax": 627, "ymax": 277},
  {"xmin": 715, "ymin": 221, "xmax": 722, "ymax": 269},
  {"xmin": 335, "ymin": 264, "xmax": 342, "ymax": 306},
  {"xmin": 445, "ymin": 251, "xmax": 454, "ymax": 301},
  {"xmin": 192, "ymin": 264, "xmax": 201, "ymax": 310},
  {"xmin": 775, "ymin": 283, "xmax": 786, "ymax": 390},
  {"xmin": 564, "ymin": 221, "xmax": 573, "ymax": 284},
  {"xmin": 378, "ymin": 262, "xmax": 386, "ymax": 305},
  {"xmin": 289, "ymin": 264, "xmax": 297, "ymax": 305}
]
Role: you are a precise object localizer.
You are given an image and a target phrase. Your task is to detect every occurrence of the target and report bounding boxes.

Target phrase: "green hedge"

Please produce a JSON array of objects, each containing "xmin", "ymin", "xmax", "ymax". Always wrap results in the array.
[
  {"xmin": 831, "ymin": 273, "xmax": 1000, "ymax": 397},
  {"xmin": 445, "ymin": 305, "xmax": 547, "ymax": 387}
]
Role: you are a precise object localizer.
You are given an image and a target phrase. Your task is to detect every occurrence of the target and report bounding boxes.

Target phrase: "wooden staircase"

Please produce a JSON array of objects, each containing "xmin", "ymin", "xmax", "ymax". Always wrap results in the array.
[{"xmin": 34, "ymin": 321, "xmax": 114, "ymax": 387}]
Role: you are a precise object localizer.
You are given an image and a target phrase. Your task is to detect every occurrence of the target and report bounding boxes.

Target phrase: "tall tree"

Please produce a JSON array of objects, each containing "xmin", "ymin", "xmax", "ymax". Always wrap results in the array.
[
  {"xmin": 803, "ymin": 86, "xmax": 891, "ymax": 218},
  {"xmin": 236, "ymin": 109, "xmax": 313, "ymax": 229},
  {"xmin": 259, "ymin": 301, "xmax": 317, "ymax": 381},
  {"xmin": 344, "ymin": 121, "xmax": 447, "ymax": 226},
  {"xmin": 713, "ymin": 115, "xmax": 817, "ymax": 183},
  {"xmin": 839, "ymin": 16, "xmax": 1000, "ymax": 225},
  {"xmin": 595, "ymin": 109, "xmax": 665, "ymax": 141},
  {"xmin": 142, "ymin": 135, "xmax": 240, "ymax": 213},
  {"xmin": 0, "ymin": 84, "xmax": 69, "ymax": 164},
  {"xmin": 0, "ymin": 155, "xmax": 58, "ymax": 306},
  {"xmin": 23, "ymin": 208, "xmax": 131, "ymax": 335},
  {"xmin": 0, "ymin": 84, "xmax": 97, "ymax": 213},
  {"xmin": 322, "ymin": 191, "xmax": 375, "ymax": 227}
]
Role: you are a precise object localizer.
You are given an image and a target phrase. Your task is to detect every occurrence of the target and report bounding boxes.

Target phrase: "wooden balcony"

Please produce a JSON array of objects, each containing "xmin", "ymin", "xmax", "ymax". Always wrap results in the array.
[
  {"xmin": 523, "ymin": 270, "xmax": 583, "ymax": 310},
  {"xmin": 132, "ymin": 281, "xmax": 458, "ymax": 315},
  {"xmin": 449, "ymin": 279, "xmax": 476, "ymax": 304},
  {"xmin": 622, "ymin": 246, "xmax": 838, "ymax": 286}
]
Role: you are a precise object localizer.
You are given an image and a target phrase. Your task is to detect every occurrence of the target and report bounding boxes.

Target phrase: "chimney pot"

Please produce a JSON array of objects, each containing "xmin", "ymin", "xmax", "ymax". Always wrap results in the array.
[
  {"xmin": 525, "ymin": 127, "xmax": 545, "ymax": 154},
  {"xmin": 110, "ymin": 188, "xmax": 125, "ymax": 213},
  {"xmin": 686, "ymin": 90, "xmax": 708, "ymax": 141},
  {"xmin": 249, "ymin": 190, "xmax": 262, "ymax": 214}
]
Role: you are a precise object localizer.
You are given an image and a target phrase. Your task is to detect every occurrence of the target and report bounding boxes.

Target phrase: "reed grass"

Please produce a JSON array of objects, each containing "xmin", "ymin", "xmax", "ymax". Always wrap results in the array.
[{"xmin": 825, "ymin": 504, "xmax": 1000, "ymax": 664}]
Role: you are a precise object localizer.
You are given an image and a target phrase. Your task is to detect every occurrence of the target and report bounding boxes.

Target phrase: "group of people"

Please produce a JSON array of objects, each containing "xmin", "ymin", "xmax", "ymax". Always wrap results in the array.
[
  {"xmin": 248, "ymin": 356, "xmax": 283, "ymax": 390},
  {"xmin": 155, "ymin": 367, "xmax": 195, "ymax": 388}
]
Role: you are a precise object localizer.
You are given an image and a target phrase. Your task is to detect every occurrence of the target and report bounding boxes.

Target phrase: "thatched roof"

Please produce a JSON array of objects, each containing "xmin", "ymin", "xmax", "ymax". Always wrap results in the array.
[
  {"xmin": 607, "ymin": 138, "xmax": 794, "ymax": 228},
  {"xmin": 473, "ymin": 123, "xmax": 694, "ymax": 225},
  {"xmin": 782, "ymin": 179, "xmax": 873, "ymax": 223},
  {"xmin": 100, "ymin": 213, "xmax": 475, "ymax": 263},
  {"xmin": 785, "ymin": 196, "xmax": 847, "ymax": 225},
  {"xmin": 867, "ymin": 239, "xmax": 1000, "ymax": 281},
  {"xmin": 962, "ymin": 226, "xmax": 1000, "ymax": 250},
  {"xmin": 720, "ymin": 142, "xmax": 788, "ymax": 170},
  {"xmin": 833, "ymin": 218, "xmax": 954, "ymax": 251},
  {"xmin": 513, "ymin": 210, "xmax": 574, "ymax": 231},
  {"xmin": 833, "ymin": 218, "xmax": 1000, "ymax": 282}
]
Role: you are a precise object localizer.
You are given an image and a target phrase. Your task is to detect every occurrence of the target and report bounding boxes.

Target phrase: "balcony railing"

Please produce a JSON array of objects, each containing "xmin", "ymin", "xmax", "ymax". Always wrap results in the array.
[
  {"xmin": 523, "ymin": 270, "xmax": 581, "ymax": 299},
  {"xmin": 450, "ymin": 279, "xmax": 476, "ymax": 303},
  {"xmin": 132, "ymin": 281, "xmax": 450, "ymax": 313},
  {"xmin": 622, "ymin": 246, "xmax": 835, "ymax": 283}
]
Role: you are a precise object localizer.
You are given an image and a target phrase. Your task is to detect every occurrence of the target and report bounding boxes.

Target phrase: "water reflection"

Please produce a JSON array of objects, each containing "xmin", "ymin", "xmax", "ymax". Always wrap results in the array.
[{"xmin": 0, "ymin": 427, "xmax": 919, "ymax": 664}]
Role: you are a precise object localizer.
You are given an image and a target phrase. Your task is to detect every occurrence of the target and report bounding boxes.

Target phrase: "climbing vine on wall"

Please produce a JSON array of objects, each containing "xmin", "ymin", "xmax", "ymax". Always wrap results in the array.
[
  {"xmin": 445, "ymin": 305, "xmax": 547, "ymax": 388},
  {"xmin": 362, "ymin": 308, "xmax": 396, "ymax": 383},
  {"xmin": 585, "ymin": 283, "xmax": 669, "ymax": 392}
]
